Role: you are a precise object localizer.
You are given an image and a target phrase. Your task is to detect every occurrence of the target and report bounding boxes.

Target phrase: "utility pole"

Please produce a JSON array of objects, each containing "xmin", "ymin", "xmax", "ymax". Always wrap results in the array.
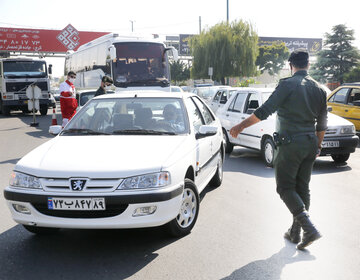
[
  {"xmin": 130, "ymin": 20, "xmax": 135, "ymax": 32},
  {"xmin": 226, "ymin": 0, "xmax": 229, "ymax": 23},
  {"xmin": 199, "ymin": 16, "xmax": 202, "ymax": 34}
]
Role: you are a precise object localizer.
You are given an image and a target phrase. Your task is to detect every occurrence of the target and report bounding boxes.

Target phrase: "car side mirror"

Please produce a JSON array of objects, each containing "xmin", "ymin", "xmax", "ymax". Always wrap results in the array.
[
  {"xmin": 166, "ymin": 47, "xmax": 179, "ymax": 62},
  {"xmin": 49, "ymin": 125, "xmax": 62, "ymax": 135},
  {"xmin": 196, "ymin": 125, "xmax": 217, "ymax": 139},
  {"xmin": 48, "ymin": 64, "xmax": 52, "ymax": 75},
  {"xmin": 327, "ymin": 106, "xmax": 333, "ymax": 112}
]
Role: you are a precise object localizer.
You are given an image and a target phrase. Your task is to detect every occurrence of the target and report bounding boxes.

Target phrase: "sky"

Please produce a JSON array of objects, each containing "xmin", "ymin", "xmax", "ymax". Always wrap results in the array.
[{"xmin": 1, "ymin": 0, "xmax": 360, "ymax": 77}]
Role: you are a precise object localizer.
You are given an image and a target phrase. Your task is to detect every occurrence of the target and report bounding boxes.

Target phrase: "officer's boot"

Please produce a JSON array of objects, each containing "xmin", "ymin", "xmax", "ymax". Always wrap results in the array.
[
  {"xmin": 284, "ymin": 219, "xmax": 301, "ymax": 244},
  {"xmin": 295, "ymin": 211, "xmax": 322, "ymax": 250}
]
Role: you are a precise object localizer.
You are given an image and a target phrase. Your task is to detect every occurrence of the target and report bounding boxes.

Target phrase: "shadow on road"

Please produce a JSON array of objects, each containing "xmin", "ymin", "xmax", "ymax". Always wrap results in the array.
[
  {"xmin": 0, "ymin": 225, "xmax": 180, "ymax": 280},
  {"xmin": 312, "ymin": 159, "xmax": 352, "ymax": 175},
  {"xmin": 221, "ymin": 240, "xmax": 316, "ymax": 280}
]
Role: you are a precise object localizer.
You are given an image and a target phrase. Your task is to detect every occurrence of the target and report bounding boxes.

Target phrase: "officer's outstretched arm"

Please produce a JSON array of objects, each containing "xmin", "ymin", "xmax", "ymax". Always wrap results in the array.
[{"xmin": 230, "ymin": 114, "xmax": 260, "ymax": 138}]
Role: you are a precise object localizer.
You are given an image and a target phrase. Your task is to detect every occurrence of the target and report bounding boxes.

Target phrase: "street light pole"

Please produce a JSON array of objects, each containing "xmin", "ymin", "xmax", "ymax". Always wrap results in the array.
[
  {"xmin": 130, "ymin": 20, "xmax": 135, "ymax": 32},
  {"xmin": 226, "ymin": 0, "xmax": 229, "ymax": 23}
]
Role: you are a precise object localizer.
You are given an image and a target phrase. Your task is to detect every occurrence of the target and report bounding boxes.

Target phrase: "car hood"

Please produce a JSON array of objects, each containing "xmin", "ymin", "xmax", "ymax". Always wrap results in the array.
[
  {"xmin": 327, "ymin": 112, "xmax": 354, "ymax": 126},
  {"xmin": 15, "ymin": 135, "xmax": 187, "ymax": 178}
]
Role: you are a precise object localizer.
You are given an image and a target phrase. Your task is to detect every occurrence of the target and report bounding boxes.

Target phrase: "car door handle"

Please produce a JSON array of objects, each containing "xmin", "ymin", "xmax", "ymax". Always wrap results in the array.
[
  {"xmin": 241, "ymin": 117, "xmax": 245, "ymax": 120},
  {"xmin": 345, "ymin": 109, "xmax": 348, "ymax": 112},
  {"xmin": 226, "ymin": 114, "xmax": 229, "ymax": 117}
]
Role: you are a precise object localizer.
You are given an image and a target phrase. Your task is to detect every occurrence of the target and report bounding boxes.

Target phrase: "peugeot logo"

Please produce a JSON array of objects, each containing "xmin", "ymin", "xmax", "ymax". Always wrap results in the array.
[{"xmin": 70, "ymin": 179, "xmax": 87, "ymax": 191}]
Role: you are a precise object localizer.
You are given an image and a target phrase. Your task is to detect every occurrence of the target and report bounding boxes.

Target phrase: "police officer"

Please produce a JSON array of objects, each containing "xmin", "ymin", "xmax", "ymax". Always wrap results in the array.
[
  {"xmin": 95, "ymin": 76, "xmax": 114, "ymax": 97},
  {"xmin": 230, "ymin": 49, "xmax": 327, "ymax": 250}
]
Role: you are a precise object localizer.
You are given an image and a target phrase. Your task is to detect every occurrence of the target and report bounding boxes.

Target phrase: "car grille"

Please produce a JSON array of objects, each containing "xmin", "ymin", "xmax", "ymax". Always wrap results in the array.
[
  {"xmin": 325, "ymin": 128, "xmax": 338, "ymax": 136},
  {"xmin": 6, "ymin": 81, "xmax": 48, "ymax": 93},
  {"xmin": 41, "ymin": 178, "xmax": 122, "ymax": 193},
  {"xmin": 32, "ymin": 202, "xmax": 128, "ymax": 218}
]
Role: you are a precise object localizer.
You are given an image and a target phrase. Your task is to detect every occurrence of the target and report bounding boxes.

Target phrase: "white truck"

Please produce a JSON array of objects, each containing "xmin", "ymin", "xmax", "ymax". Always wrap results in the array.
[
  {"xmin": 64, "ymin": 33, "xmax": 178, "ymax": 91},
  {"xmin": 0, "ymin": 57, "xmax": 52, "ymax": 115}
]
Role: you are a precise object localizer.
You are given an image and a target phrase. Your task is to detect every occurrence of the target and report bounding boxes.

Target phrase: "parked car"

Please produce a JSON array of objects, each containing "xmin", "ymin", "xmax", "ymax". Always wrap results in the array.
[
  {"xmin": 217, "ymin": 88, "xmax": 359, "ymax": 167},
  {"xmin": 192, "ymin": 86, "xmax": 230, "ymax": 104},
  {"xmin": 209, "ymin": 87, "xmax": 239, "ymax": 113},
  {"xmin": 170, "ymin": 86, "xmax": 184, "ymax": 92},
  {"xmin": 327, "ymin": 83, "xmax": 360, "ymax": 132},
  {"xmin": 4, "ymin": 91, "xmax": 224, "ymax": 237},
  {"xmin": 76, "ymin": 90, "xmax": 115, "ymax": 110},
  {"xmin": 51, "ymin": 87, "xmax": 60, "ymax": 101}
]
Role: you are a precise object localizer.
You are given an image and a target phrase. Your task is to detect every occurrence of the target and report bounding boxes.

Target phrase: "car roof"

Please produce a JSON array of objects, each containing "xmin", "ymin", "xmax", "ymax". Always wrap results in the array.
[{"xmin": 341, "ymin": 83, "xmax": 360, "ymax": 87}]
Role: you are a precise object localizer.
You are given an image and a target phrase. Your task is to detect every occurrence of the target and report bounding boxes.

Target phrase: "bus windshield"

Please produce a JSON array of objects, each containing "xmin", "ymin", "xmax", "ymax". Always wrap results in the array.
[
  {"xmin": 113, "ymin": 42, "xmax": 170, "ymax": 88},
  {"xmin": 3, "ymin": 61, "xmax": 47, "ymax": 78}
]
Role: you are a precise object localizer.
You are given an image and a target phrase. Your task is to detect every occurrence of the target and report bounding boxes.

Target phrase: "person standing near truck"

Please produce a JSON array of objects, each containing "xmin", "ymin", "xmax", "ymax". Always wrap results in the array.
[
  {"xmin": 230, "ymin": 49, "xmax": 328, "ymax": 250},
  {"xmin": 59, "ymin": 71, "xmax": 77, "ymax": 127}
]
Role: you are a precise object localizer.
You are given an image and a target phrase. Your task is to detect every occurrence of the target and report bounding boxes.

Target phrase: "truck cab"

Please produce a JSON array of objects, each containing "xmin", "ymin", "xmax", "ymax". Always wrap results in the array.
[{"xmin": 0, "ymin": 57, "xmax": 52, "ymax": 115}]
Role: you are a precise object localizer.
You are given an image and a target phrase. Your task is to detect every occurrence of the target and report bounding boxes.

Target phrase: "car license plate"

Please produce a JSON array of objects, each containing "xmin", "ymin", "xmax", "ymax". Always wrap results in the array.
[
  {"xmin": 321, "ymin": 141, "xmax": 339, "ymax": 148},
  {"xmin": 47, "ymin": 197, "xmax": 105, "ymax": 211}
]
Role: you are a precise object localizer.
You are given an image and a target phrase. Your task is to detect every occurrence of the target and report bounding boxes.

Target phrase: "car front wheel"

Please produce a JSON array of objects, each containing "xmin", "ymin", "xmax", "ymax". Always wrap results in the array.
[
  {"xmin": 209, "ymin": 154, "xmax": 223, "ymax": 188},
  {"xmin": 331, "ymin": 153, "xmax": 350, "ymax": 163},
  {"xmin": 166, "ymin": 179, "xmax": 199, "ymax": 237},
  {"xmin": 223, "ymin": 128, "xmax": 234, "ymax": 154},
  {"xmin": 262, "ymin": 137, "xmax": 275, "ymax": 167}
]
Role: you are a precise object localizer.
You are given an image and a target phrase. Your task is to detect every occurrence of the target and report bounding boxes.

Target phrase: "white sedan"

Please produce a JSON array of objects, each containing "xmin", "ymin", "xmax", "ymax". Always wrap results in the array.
[
  {"xmin": 217, "ymin": 88, "xmax": 359, "ymax": 167},
  {"xmin": 4, "ymin": 91, "xmax": 224, "ymax": 237}
]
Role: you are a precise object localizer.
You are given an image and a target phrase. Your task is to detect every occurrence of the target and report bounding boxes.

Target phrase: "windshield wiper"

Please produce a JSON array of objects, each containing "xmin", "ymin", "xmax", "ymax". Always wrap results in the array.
[
  {"xmin": 113, "ymin": 129, "xmax": 176, "ymax": 135},
  {"xmin": 61, "ymin": 128, "xmax": 110, "ymax": 135}
]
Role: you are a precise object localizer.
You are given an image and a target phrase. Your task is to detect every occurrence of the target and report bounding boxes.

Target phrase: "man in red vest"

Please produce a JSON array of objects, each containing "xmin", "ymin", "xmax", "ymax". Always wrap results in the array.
[{"xmin": 59, "ymin": 71, "xmax": 78, "ymax": 127}]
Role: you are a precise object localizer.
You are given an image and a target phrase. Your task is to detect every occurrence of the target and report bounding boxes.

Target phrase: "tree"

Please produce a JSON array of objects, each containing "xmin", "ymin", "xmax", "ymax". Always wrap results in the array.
[
  {"xmin": 189, "ymin": 20, "xmax": 258, "ymax": 85},
  {"xmin": 344, "ymin": 66, "xmax": 360, "ymax": 82},
  {"xmin": 310, "ymin": 24, "xmax": 360, "ymax": 84},
  {"xmin": 170, "ymin": 60, "xmax": 190, "ymax": 84},
  {"xmin": 256, "ymin": 42, "xmax": 289, "ymax": 76}
]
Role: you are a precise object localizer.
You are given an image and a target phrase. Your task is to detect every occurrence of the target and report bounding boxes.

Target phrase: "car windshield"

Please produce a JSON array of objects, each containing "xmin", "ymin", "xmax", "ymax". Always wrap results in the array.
[
  {"xmin": 63, "ymin": 97, "xmax": 188, "ymax": 135},
  {"xmin": 112, "ymin": 42, "xmax": 170, "ymax": 88},
  {"xmin": 197, "ymin": 87, "xmax": 218, "ymax": 99},
  {"xmin": 3, "ymin": 61, "xmax": 47, "ymax": 78},
  {"xmin": 261, "ymin": 92, "xmax": 274, "ymax": 103}
]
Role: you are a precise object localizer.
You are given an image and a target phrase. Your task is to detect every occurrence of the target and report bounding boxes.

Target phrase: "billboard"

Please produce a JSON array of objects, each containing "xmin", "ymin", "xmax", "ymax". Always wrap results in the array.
[
  {"xmin": 258, "ymin": 37, "xmax": 322, "ymax": 54},
  {"xmin": 0, "ymin": 24, "xmax": 109, "ymax": 53},
  {"xmin": 179, "ymin": 34, "xmax": 195, "ymax": 56}
]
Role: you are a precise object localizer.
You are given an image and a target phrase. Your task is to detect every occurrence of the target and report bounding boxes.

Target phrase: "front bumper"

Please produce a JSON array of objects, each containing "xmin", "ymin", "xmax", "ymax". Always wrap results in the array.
[
  {"xmin": 4, "ymin": 184, "xmax": 183, "ymax": 229},
  {"xmin": 321, "ymin": 135, "xmax": 359, "ymax": 156}
]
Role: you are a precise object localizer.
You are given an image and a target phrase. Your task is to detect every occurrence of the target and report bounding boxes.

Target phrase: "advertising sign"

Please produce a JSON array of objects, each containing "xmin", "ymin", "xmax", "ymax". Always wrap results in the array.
[
  {"xmin": 179, "ymin": 34, "xmax": 195, "ymax": 56},
  {"xmin": 0, "ymin": 24, "xmax": 109, "ymax": 53},
  {"xmin": 258, "ymin": 37, "xmax": 322, "ymax": 54}
]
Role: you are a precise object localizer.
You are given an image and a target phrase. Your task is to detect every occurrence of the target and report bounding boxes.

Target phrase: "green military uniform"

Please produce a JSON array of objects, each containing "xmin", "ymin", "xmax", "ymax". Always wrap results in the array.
[{"xmin": 254, "ymin": 70, "xmax": 328, "ymax": 215}]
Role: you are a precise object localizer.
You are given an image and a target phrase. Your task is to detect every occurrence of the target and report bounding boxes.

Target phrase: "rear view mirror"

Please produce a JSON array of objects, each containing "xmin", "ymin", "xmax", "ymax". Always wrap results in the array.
[
  {"xmin": 49, "ymin": 125, "xmax": 62, "ymax": 135},
  {"xmin": 166, "ymin": 47, "xmax": 179, "ymax": 62},
  {"xmin": 196, "ymin": 125, "xmax": 217, "ymax": 139},
  {"xmin": 109, "ymin": 45, "xmax": 116, "ymax": 60}
]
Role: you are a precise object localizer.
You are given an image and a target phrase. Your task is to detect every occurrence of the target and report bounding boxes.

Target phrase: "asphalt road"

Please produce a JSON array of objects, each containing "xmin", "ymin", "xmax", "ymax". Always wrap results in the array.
[{"xmin": 1, "ymin": 108, "xmax": 360, "ymax": 280}]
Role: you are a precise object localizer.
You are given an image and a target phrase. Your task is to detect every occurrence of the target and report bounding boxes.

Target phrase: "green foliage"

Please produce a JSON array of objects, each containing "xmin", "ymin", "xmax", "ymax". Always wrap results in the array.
[
  {"xmin": 344, "ymin": 66, "xmax": 360, "ymax": 82},
  {"xmin": 310, "ymin": 24, "xmax": 360, "ymax": 84},
  {"xmin": 235, "ymin": 78, "xmax": 256, "ymax": 87},
  {"xmin": 189, "ymin": 20, "xmax": 258, "ymax": 85},
  {"xmin": 256, "ymin": 42, "xmax": 289, "ymax": 76},
  {"xmin": 170, "ymin": 60, "xmax": 190, "ymax": 84}
]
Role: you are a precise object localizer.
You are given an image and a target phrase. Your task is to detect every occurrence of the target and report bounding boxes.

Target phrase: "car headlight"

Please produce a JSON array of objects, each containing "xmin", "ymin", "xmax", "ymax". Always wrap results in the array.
[
  {"xmin": 9, "ymin": 171, "xmax": 42, "ymax": 189},
  {"xmin": 340, "ymin": 126, "xmax": 355, "ymax": 134},
  {"xmin": 118, "ymin": 172, "xmax": 171, "ymax": 190}
]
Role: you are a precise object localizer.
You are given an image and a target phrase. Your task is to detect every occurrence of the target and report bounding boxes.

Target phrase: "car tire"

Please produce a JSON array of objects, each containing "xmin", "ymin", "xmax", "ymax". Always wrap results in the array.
[
  {"xmin": 166, "ymin": 179, "xmax": 200, "ymax": 237},
  {"xmin": 1, "ymin": 103, "xmax": 11, "ymax": 116},
  {"xmin": 209, "ymin": 153, "xmax": 223, "ymax": 188},
  {"xmin": 262, "ymin": 137, "xmax": 275, "ymax": 167},
  {"xmin": 40, "ymin": 105, "xmax": 48, "ymax": 116},
  {"xmin": 23, "ymin": 225, "xmax": 59, "ymax": 234},
  {"xmin": 223, "ymin": 128, "xmax": 234, "ymax": 154},
  {"xmin": 331, "ymin": 153, "xmax": 350, "ymax": 163}
]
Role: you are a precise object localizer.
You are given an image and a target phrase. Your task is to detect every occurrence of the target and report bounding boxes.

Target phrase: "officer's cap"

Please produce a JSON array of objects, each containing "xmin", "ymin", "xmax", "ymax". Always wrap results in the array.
[{"xmin": 288, "ymin": 48, "xmax": 309, "ymax": 63}]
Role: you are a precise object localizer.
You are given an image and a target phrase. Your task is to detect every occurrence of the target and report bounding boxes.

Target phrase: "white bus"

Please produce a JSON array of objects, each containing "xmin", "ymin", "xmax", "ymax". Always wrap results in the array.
[{"xmin": 64, "ymin": 33, "xmax": 178, "ymax": 91}]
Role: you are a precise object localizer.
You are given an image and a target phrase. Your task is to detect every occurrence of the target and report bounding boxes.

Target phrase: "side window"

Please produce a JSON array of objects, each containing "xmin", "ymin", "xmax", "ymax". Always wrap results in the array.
[
  {"xmin": 329, "ymin": 88, "xmax": 349, "ymax": 104},
  {"xmin": 192, "ymin": 96, "xmax": 215, "ymax": 124},
  {"xmin": 213, "ymin": 91, "xmax": 222, "ymax": 102},
  {"xmin": 348, "ymin": 88, "xmax": 360, "ymax": 106},
  {"xmin": 244, "ymin": 93, "xmax": 260, "ymax": 114},
  {"xmin": 185, "ymin": 97, "xmax": 204, "ymax": 133},
  {"xmin": 0, "ymin": 62, "xmax": 2, "ymax": 76},
  {"xmin": 229, "ymin": 92, "xmax": 247, "ymax": 112}
]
